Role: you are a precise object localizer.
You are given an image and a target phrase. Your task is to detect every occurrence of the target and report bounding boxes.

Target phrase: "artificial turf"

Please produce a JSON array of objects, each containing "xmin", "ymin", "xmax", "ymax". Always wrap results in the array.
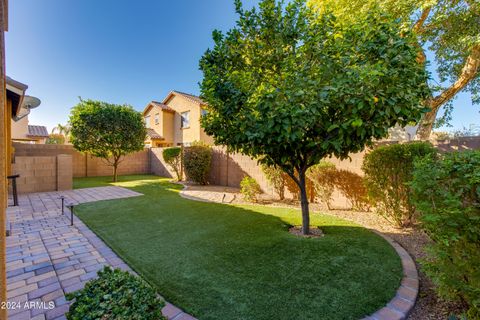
[{"xmin": 74, "ymin": 175, "xmax": 401, "ymax": 320}]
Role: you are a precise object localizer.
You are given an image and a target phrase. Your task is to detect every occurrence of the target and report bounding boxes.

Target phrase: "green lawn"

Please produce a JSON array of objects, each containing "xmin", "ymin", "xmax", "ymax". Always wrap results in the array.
[{"xmin": 74, "ymin": 175, "xmax": 401, "ymax": 320}]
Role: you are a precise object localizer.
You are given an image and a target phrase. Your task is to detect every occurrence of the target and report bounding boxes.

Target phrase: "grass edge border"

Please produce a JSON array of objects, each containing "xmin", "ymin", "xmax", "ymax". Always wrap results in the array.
[{"xmin": 363, "ymin": 230, "xmax": 419, "ymax": 320}]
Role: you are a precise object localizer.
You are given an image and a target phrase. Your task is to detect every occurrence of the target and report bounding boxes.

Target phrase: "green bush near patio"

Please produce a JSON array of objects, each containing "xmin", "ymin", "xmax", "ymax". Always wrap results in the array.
[
  {"xmin": 73, "ymin": 175, "xmax": 403, "ymax": 320},
  {"xmin": 66, "ymin": 266, "xmax": 165, "ymax": 320},
  {"xmin": 411, "ymin": 151, "xmax": 480, "ymax": 319}
]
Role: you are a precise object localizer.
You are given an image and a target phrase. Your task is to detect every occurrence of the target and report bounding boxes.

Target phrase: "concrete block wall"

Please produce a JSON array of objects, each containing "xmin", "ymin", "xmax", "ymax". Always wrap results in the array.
[
  {"xmin": 150, "ymin": 148, "xmax": 175, "ymax": 178},
  {"xmin": 57, "ymin": 154, "xmax": 73, "ymax": 191},
  {"xmin": 13, "ymin": 143, "xmax": 150, "ymax": 178},
  {"xmin": 16, "ymin": 157, "xmax": 56, "ymax": 193}
]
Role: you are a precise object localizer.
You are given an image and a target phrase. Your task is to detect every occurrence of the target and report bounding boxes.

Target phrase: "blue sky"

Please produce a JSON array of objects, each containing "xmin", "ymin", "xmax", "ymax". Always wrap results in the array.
[{"xmin": 6, "ymin": 0, "xmax": 479, "ymax": 133}]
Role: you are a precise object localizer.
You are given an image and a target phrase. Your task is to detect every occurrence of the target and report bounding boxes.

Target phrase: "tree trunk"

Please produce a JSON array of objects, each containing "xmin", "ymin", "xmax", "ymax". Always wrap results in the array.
[
  {"xmin": 298, "ymin": 169, "xmax": 310, "ymax": 235},
  {"xmin": 417, "ymin": 44, "xmax": 480, "ymax": 140},
  {"xmin": 112, "ymin": 162, "xmax": 118, "ymax": 182}
]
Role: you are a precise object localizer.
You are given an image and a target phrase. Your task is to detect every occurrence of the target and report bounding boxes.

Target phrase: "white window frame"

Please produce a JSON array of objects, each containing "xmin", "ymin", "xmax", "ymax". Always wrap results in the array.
[
  {"xmin": 181, "ymin": 111, "xmax": 190, "ymax": 128},
  {"xmin": 145, "ymin": 116, "xmax": 151, "ymax": 128}
]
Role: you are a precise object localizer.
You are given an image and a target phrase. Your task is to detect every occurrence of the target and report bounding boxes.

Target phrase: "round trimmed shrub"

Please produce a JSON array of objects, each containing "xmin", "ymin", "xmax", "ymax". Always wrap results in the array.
[
  {"xmin": 362, "ymin": 141, "xmax": 437, "ymax": 227},
  {"xmin": 66, "ymin": 267, "xmax": 166, "ymax": 320},
  {"xmin": 240, "ymin": 176, "xmax": 262, "ymax": 202},
  {"xmin": 183, "ymin": 144, "xmax": 212, "ymax": 184}
]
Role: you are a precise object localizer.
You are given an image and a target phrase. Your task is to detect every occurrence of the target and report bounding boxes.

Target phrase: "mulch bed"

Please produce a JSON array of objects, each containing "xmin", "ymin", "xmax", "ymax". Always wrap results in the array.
[{"xmin": 289, "ymin": 226, "xmax": 324, "ymax": 238}]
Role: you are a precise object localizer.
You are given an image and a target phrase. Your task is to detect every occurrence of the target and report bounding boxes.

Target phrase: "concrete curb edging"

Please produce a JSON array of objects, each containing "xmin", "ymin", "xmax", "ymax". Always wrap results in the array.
[{"xmin": 362, "ymin": 231, "xmax": 419, "ymax": 320}]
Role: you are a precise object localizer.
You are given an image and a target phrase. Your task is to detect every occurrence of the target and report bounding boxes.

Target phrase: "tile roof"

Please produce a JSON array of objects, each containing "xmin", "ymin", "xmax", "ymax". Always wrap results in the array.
[
  {"xmin": 146, "ymin": 128, "xmax": 164, "ymax": 140},
  {"xmin": 170, "ymin": 91, "xmax": 205, "ymax": 105},
  {"xmin": 27, "ymin": 125, "xmax": 49, "ymax": 137},
  {"xmin": 150, "ymin": 101, "xmax": 175, "ymax": 113}
]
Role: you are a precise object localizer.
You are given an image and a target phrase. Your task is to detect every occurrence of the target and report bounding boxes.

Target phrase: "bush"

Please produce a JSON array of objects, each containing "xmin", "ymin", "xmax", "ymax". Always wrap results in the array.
[
  {"xmin": 183, "ymin": 144, "xmax": 212, "ymax": 184},
  {"xmin": 362, "ymin": 142, "xmax": 437, "ymax": 227},
  {"xmin": 411, "ymin": 151, "xmax": 480, "ymax": 319},
  {"xmin": 240, "ymin": 176, "xmax": 262, "ymax": 202},
  {"xmin": 163, "ymin": 147, "xmax": 182, "ymax": 181},
  {"xmin": 307, "ymin": 161, "xmax": 336, "ymax": 209},
  {"xmin": 66, "ymin": 266, "xmax": 166, "ymax": 320},
  {"xmin": 46, "ymin": 133, "xmax": 65, "ymax": 145},
  {"xmin": 261, "ymin": 164, "xmax": 286, "ymax": 200}
]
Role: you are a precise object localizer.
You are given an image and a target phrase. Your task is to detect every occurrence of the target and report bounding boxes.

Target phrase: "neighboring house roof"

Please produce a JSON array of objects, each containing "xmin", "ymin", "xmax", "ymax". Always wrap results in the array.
[
  {"xmin": 27, "ymin": 125, "xmax": 49, "ymax": 138},
  {"xmin": 6, "ymin": 76, "xmax": 28, "ymax": 117},
  {"xmin": 163, "ymin": 91, "xmax": 205, "ymax": 105},
  {"xmin": 146, "ymin": 128, "xmax": 164, "ymax": 140},
  {"xmin": 150, "ymin": 101, "xmax": 175, "ymax": 113},
  {"xmin": 142, "ymin": 101, "xmax": 175, "ymax": 115}
]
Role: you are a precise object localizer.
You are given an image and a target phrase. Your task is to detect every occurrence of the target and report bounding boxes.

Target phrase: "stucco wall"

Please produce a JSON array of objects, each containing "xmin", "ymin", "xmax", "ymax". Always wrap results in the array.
[
  {"xmin": 166, "ymin": 94, "xmax": 201, "ymax": 145},
  {"xmin": 13, "ymin": 143, "xmax": 150, "ymax": 178},
  {"xmin": 12, "ymin": 155, "xmax": 72, "ymax": 193},
  {"xmin": 11, "ymin": 115, "xmax": 28, "ymax": 140}
]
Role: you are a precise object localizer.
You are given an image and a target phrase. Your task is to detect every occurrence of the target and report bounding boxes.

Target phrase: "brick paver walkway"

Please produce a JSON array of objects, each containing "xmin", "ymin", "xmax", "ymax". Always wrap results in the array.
[{"xmin": 6, "ymin": 187, "xmax": 195, "ymax": 320}]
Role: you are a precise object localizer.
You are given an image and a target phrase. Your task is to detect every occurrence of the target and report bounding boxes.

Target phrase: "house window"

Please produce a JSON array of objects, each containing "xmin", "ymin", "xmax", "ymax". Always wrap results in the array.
[
  {"xmin": 181, "ymin": 111, "xmax": 190, "ymax": 128},
  {"xmin": 144, "ymin": 116, "xmax": 150, "ymax": 128},
  {"xmin": 201, "ymin": 109, "xmax": 208, "ymax": 117},
  {"xmin": 154, "ymin": 113, "xmax": 159, "ymax": 125}
]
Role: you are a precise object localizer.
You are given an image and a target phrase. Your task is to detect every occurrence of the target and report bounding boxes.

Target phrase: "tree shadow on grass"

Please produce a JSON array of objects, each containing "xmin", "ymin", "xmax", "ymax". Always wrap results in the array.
[{"xmin": 75, "ymin": 177, "xmax": 402, "ymax": 320}]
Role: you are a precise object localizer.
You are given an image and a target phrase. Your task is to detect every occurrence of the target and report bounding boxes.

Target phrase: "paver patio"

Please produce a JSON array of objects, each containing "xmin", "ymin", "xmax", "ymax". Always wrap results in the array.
[{"xmin": 6, "ymin": 187, "xmax": 195, "ymax": 320}]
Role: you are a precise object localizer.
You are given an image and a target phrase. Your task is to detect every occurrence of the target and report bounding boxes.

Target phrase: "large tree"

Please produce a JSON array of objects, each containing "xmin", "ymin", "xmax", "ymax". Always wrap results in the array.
[
  {"xmin": 69, "ymin": 100, "xmax": 146, "ymax": 182},
  {"xmin": 309, "ymin": 0, "xmax": 480, "ymax": 139},
  {"xmin": 200, "ymin": 0, "xmax": 429, "ymax": 234}
]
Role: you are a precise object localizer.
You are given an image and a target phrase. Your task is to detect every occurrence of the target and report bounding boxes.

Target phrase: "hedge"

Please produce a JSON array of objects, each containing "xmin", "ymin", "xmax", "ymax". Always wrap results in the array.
[{"xmin": 411, "ymin": 151, "xmax": 480, "ymax": 319}]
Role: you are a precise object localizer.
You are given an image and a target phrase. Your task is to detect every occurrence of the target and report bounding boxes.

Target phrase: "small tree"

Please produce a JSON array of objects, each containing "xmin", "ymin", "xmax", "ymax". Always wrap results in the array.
[
  {"xmin": 46, "ymin": 133, "xmax": 65, "ymax": 145},
  {"xmin": 200, "ymin": 0, "xmax": 430, "ymax": 234},
  {"xmin": 163, "ymin": 147, "xmax": 182, "ymax": 181},
  {"xmin": 69, "ymin": 100, "xmax": 146, "ymax": 182},
  {"xmin": 261, "ymin": 164, "xmax": 286, "ymax": 200}
]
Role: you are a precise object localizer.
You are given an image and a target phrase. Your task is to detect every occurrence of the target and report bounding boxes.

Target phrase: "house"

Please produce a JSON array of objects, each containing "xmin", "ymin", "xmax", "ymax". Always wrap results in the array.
[
  {"xmin": 11, "ymin": 117, "xmax": 48, "ymax": 144},
  {"xmin": 1, "ymin": 0, "xmax": 31, "ymax": 311},
  {"xmin": 9, "ymin": 81, "xmax": 46, "ymax": 144},
  {"xmin": 143, "ymin": 91, "xmax": 213, "ymax": 147}
]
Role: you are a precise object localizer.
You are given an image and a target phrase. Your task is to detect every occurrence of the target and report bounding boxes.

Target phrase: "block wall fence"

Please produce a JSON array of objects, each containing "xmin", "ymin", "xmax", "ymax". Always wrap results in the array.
[{"xmin": 11, "ymin": 137, "xmax": 480, "ymax": 198}]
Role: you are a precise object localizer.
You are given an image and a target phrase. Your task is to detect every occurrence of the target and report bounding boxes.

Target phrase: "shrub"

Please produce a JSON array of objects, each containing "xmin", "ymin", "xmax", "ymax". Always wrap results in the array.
[
  {"xmin": 307, "ymin": 161, "xmax": 336, "ymax": 209},
  {"xmin": 362, "ymin": 142, "xmax": 437, "ymax": 227},
  {"xmin": 183, "ymin": 144, "xmax": 212, "ymax": 184},
  {"xmin": 240, "ymin": 176, "xmax": 262, "ymax": 202},
  {"xmin": 66, "ymin": 266, "xmax": 166, "ymax": 320},
  {"xmin": 46, "ymin": 133, "xmax": 65, "ymax": 145},
  {"xmin": 163, "ymin": 147, "xmax": 182, "ymax": 181},
  {"xmin": 261, "ymin": 164, "xmax": 286, "ymax": 200},
  {"xmin": 411, "ymin": 151, "xmax": 480, "ymax": 319}
]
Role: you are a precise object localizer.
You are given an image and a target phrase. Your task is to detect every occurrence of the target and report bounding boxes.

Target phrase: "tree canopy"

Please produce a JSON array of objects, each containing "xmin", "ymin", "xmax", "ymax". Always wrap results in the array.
[
  {"xmin": 200, "ymin": 0, "xmax": 429, "ymax": 234},
  {"xmin": 69, "ymin": 100, "xmax": 146, "ymax": 182},
  {"xmin": 309, "ymin": 0, "xmax": 480, "ymax": 138}
]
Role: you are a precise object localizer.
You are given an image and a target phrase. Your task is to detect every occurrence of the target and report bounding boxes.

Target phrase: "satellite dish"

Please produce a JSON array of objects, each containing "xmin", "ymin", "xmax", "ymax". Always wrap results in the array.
[{"xmin": 22, "ymin": 95, "xmax": 41, "ymax": 109}]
